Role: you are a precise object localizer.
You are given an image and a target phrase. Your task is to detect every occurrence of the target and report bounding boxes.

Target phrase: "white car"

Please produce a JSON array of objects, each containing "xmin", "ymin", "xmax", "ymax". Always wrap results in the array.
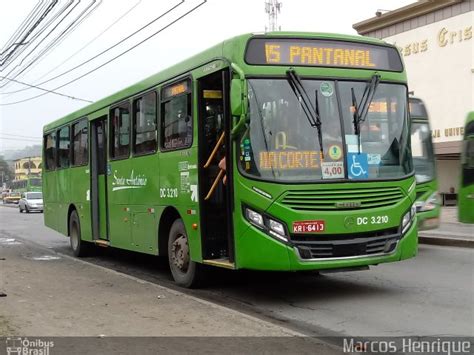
[{"xmin": 19, "ymin": 192, "xmax": 43, "ymax": 213}]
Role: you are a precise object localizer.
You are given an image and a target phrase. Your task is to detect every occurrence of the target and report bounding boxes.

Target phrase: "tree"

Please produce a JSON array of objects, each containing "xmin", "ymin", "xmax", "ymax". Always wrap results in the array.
[{"xmin": 0, "ymin": 155, "xmax": 14, "ymax": 187}]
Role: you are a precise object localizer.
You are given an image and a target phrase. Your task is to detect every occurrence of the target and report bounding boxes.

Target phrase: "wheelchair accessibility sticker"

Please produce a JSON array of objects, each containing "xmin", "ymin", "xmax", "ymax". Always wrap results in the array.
[{"xmin": 347, "ymin": 153, "xmax": 369, "ymax": 179}]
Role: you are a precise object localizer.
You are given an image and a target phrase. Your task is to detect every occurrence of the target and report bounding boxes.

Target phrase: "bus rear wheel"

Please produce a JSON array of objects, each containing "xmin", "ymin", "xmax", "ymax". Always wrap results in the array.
[
  {"xmin": 69, "ymin": 210, "xmax": 90, "ymax": 257},
  {"xmin": 168, "ymin": 219, "xmax": 204, "ymax": 288}
]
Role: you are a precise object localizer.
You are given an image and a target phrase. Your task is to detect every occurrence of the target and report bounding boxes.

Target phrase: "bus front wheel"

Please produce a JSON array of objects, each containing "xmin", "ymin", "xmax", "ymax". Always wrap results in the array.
[
  {"xmin": 69, "ymin": 210, "xmax": 90, "ymax": 257},
  {"xmin": 168, "ymin": 219, "xmax": 204, "ymax": 288}
]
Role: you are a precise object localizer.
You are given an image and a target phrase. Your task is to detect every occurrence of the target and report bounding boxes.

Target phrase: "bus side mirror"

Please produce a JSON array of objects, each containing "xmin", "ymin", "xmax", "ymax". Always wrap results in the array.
[{"xmin": 230, "ymin": 78, "xmax": 248, "ymax": 137}]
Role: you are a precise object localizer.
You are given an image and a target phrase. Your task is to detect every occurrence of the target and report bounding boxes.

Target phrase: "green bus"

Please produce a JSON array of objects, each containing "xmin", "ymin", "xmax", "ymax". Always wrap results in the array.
[
  {"xmin": 10, "ymin": 177, "xmax": 42, "ymax": 193},
  {"xmin": 458, "ymin": 111, "xmax": 474, "ymax": 223},
  {"xmin": 409, "ymin": 97, "xmax": 440, "ymax": 230},
  {"xmin": 43, "ymin": 32, "xmax": 418, "ymax": 287}
]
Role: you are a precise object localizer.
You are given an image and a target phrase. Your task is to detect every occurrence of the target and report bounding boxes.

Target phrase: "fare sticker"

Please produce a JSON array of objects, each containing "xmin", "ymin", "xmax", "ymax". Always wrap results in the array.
[{"xmin": 322, "ymin": 161, "xmax": 344, "ymax": 179}]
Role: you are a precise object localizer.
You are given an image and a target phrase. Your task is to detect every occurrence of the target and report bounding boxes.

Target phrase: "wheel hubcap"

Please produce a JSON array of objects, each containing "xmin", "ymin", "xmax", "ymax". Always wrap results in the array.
[
  {"xmin": 171, "ymin": 234, "xmax": 189, "ymax": 272},
  {"xmin": 71, "ymin": 224, "xmax": 79, "ymax": 250}
]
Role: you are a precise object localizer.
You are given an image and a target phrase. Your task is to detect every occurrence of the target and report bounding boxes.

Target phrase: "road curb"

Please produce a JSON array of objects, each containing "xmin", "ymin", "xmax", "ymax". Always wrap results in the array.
[{"xmin": 419, "ymin": 235, "xmax": 474, "ymax": 248}]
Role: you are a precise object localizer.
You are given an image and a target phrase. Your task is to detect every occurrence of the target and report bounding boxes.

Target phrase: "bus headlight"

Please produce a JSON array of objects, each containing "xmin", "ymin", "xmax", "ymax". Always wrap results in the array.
[
  {"xmin": 418, "ymin": 192, "xmax": 440, "ymax": 212},
  {"xmin": 269, "ymin": 219, "xmax": 286, "ymax": 238},
  {"xmin": 245, "ymin": 208, "xmax": 264, "ymax": 228},
  {"xmin": 244, "ymin": 206, "xmax": 289, "ymax": 242},
  {"xmin": 402, "ymin": 203, "xmax": 417, "ymax": 234}
]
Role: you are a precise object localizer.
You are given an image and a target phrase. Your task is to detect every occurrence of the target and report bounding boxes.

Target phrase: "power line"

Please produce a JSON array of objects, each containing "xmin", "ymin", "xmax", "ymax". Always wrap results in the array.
[
  {"xmin": 0, "ymin": 1, "xmax": 77, "ymax": 76},
  {"xmin": 0, "ymin": 137, "xmax": 41, "ymax": 142},
  {"xmin": 0, "ymin": 1, "xmax": 59, "ymax": 67},
  {"xmin": 0, "ymin": 1, "xmax": 102, "ymax": 90},
  {"xmin": 0, "ymin": 0, "xmax": 185, "ymax": 95},
  {"xmin": 0, "ymin": 133, "xmax": 42, "ymax": 139},
  {"xmin": 0, "ymin": 0, "xmax": 207, "ymax": 106},
  {"xmin": 0, "ymin": 75, "xmax": 93, "ymax": 103},
  {"xmin": 3, "ymin": 0, "xmax": 143, "ymax": 95},
  {"xmin": 0, "ymin": 1, "xmax": 47, "ymax": 55}
]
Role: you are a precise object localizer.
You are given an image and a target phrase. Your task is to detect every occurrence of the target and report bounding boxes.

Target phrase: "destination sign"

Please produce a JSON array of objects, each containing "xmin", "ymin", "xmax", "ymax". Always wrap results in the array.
[
  {"xmin": 163, "ymin": 80, "xmax": 189, "ymax": 100},
  {"xmin": 245, "ymin": 38, "xmax": 403, "ymax": 71}
]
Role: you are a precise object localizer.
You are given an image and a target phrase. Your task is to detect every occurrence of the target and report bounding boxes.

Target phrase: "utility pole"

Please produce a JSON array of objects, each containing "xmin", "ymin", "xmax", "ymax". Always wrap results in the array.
[{"xmin": 265, "ymin": 0, "xmax": 282, "ymax": 32}]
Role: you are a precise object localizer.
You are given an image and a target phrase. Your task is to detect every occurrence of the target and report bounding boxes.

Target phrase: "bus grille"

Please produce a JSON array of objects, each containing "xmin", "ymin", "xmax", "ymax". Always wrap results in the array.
[
  {"xmin": 281, "ymin": 186, "xmax": 404, "ymax": 211},
  {"xmin": 293, "ymin": 227, "xmax": 400, "ymax": 259}
]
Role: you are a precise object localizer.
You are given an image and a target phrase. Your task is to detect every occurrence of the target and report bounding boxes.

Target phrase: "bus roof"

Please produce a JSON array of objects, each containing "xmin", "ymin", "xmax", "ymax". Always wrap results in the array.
[{"xmin": 43, "ymin": 32, "xmax": 400, "ymax": 132}]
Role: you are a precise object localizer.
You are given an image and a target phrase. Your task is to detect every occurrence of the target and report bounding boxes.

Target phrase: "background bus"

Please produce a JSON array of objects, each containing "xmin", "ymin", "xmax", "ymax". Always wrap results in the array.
[
  {"xmin": 458, "ymin": 111, "xmax": 474, "ymax": 223},
  {"xmin": 409, "ymin": 97, "xmax": 440, "ymax": 230},
  {"xmin": 43, "ymin": 32, "xmax": 418, "ymax": 287},
  {"xmin": 9, "ymin": 177, "xmax": 42, "ymax": 193}
]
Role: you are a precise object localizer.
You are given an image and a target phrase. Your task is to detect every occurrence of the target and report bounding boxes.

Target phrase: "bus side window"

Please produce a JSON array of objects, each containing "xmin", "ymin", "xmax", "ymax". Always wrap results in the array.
[
  {"xmin": 161, "ymin": 80, "xmax": 192, "ymax": 150},
  {"xmin": 44, "ymin": 132, "xmax": 57, "ymax": 171},
  {"xmin": 133, "ymin": 91, "xmax": 157, "ymax": 155},
  {"xmin": 72, "ymin": 119, "xmax": 88, "ymax": 166},
  {"xmin": 58, "ymin": 126, "xmax": 70, "ymax": 168},
  {"xmin": 110, "ymin": 101, "xmax": 131, "ymax": 159}
]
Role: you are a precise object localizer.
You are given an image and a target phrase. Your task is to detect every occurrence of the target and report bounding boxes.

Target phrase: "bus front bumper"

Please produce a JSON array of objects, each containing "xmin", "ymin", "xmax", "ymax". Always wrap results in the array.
[{"xmin": 236, "ymin": 221, "xmax": 418, "ymax": 272}]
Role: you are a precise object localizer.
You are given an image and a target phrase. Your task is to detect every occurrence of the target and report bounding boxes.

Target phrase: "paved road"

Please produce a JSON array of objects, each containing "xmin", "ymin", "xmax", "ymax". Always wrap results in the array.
[{"xmin": 1, "ymin": 206, "xmax": 473, "ymax": 338}]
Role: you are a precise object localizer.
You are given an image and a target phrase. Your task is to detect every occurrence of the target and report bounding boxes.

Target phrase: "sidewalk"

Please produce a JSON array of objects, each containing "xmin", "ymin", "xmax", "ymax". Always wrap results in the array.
[
  {"xmin": 418, "ymin": 207, "xmax": 473, "ymax": 248},
  {"xmin": 0, "ymin": 236, "xmax": 341, "ymax": 354}
]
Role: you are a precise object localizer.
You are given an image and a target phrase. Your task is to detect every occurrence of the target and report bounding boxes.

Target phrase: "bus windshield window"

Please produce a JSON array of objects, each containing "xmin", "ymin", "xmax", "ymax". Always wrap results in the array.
[
  {"xmin": 411, "ymin": 122, "xmax": 436, "ymax": 183},
  {"xmin": 30, "ymin": 178, "xmax": 42, "ymax": 186},
  {"xmin": 239, "ymin": 79, "xmax": 411, "ymax": 182},
  {"xmin": 27, "ymin": 192, "xmax": 42, "ymax": 199}
]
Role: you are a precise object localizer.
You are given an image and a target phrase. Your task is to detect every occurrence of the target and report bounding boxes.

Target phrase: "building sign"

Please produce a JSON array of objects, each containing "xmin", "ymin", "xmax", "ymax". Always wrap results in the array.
[
  {"xmin": 431, "ymin": 127, "xmax": 465, "ymax": 139},
  {"xmin": 393, "ymin": 25, "xmax": 472, "ymax": 56}
]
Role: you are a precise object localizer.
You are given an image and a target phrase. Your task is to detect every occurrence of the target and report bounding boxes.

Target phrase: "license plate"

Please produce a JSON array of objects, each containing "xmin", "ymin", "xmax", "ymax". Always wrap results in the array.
[{"xmin": 292, "ymin": 220, "xmax": 325, "ymax": 233}]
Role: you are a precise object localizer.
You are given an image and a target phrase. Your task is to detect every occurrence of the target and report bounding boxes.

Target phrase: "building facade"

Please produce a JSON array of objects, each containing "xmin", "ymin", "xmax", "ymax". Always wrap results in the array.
[
  {"xmin": 354, "ymin": 0, "xmax": 473, "ymax": 194},
  {"xmin": 14, "ymin": 156, "xmax": 42, "ymax": 180}
]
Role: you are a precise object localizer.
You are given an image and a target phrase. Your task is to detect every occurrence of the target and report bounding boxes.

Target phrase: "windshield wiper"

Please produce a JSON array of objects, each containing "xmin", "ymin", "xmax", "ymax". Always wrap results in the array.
[
  {"xmin": 351, "ymin": 73, "xmax": 381, "ymax": 154},
  {"xmin": 286, "ymin": 69, "xmax": 324, "ymax": 158}
]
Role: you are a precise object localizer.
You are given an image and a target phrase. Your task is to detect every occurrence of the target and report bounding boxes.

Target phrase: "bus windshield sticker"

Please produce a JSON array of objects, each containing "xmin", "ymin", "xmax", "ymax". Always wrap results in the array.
[
  {"xmin": 345, "ymin": 135, "xmax": 360, "ymax": 153},
  {"xmin": 246, "ymin": 38, "xmax": 403, "ymax": 71},
  {"xmin": 328, "ymin": 144, "xmax": 343, "ymax": 160},
  {"xmin": 321, "ymin": 161, "xmax": 344, "ymax": 179},
  {"xmin": 347, "ymin": 153, "xmax": 369, "ymax": 179},
  {"xmin": 320, "ymin": 82, "xmax": 334, "ymax": 97},
  {"xmin": 367, "ymin": 153, "xmax": 381, "ymax": 165}
]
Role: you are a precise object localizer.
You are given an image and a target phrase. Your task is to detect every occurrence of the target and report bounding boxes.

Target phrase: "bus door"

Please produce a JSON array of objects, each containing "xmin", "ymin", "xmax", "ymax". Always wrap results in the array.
[
  {"xmin": 197, "ymin": 68, "xmax": 234, "ymax": 264},
  {"xmin": 90, "ymin": 116, "xmax": 109, "ymax": 240}
]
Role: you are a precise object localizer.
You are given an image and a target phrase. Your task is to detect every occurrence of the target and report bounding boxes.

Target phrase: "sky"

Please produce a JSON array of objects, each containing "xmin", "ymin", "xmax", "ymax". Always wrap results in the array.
[{"xmin": 0, "ymin": 0, "xmax": 415, "ymax": 152}]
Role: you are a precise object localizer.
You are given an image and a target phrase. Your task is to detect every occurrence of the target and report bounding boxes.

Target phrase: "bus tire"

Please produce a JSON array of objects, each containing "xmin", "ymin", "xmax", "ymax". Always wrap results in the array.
[
  {"xmin": 69, "ymin": 210, "xmax": 90, "ymax": 257},
  {"xmin": 168, "ymin": 219, "xmax": 204, "ymax": 288}
]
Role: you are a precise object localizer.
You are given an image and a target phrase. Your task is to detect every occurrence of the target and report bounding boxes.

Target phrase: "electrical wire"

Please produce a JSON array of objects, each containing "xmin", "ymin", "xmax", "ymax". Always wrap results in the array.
[
  {"xmin": 2, "ymin": 0, "xmax": 143, "ymax": 95},
  {"xmin": 0, "ymin": 133, "xmax": 42, "ymax": 139},
  {"xmin": 0, "ymin": 1, "xmax": 81, "ymax": 88},
  {"xmin": 1, "ymin": 0, "xmax": 185, "ymax": 94},
  {"xmin": 0, "ymin": 1, "xmax": 59, "ymax": 67},
  {"xmin": 0, "ymin": 0, "xmax": 47, "ymax": 55},
  {"xmin": 0, "ymin": 1, "xmax": 102, "ymax": 91},
  {"xmin": 0, "ymin": 75, "xmax": 92, "ymax": 103},
  {"xmin": 0, "ymin": 0, "xmax": 207, "ymax": 106},
  {"xmin": 4, "ymin": 0, "xmax": 104, "ymax": 90}
]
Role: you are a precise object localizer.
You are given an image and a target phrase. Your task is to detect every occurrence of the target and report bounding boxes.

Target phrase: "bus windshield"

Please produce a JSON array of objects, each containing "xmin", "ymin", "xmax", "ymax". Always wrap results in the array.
[
  {"xmin": 238, "ymin": 79, "xmax": 411, "ymax": 182},
  {"xmin": 411, "ymin": 121, "xmax": 436, "ymax": 183},
  {"xmin": 30, "ymin": 178, "xmax": 42, "ymax": 186}
]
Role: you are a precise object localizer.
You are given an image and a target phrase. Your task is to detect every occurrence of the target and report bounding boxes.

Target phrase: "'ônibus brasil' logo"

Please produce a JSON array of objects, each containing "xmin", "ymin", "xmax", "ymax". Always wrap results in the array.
[{"xmin": 112, "ymin": 170, "xmax": 147, "ymax": 191}]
